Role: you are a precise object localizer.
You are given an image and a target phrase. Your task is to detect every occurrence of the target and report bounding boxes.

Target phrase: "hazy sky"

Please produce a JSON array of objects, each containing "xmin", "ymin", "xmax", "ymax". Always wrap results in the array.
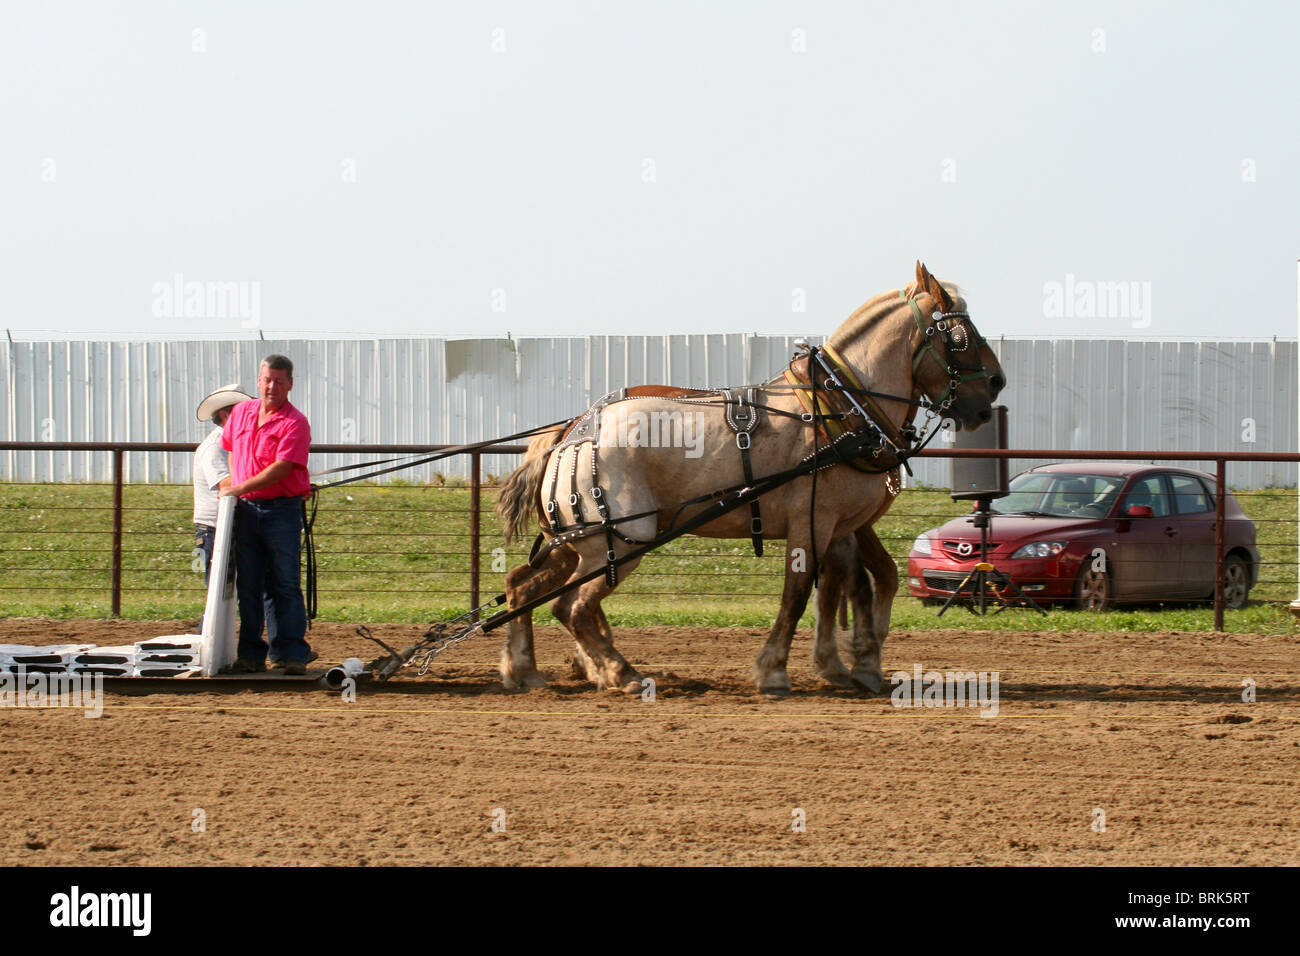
[{"xmin": 3, "ymin": 1, "xmax": 1297, "ymax": 341}]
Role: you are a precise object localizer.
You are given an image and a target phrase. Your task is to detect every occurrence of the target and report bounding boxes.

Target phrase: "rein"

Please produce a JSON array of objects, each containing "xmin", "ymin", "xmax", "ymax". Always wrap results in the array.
[
  {"xmin": 308, "ymin": 419, "xmax": 574, "ymax": 491},
  {"xmin": 298, "ymin": 418, "xmax": 572, "ymax": 627}
]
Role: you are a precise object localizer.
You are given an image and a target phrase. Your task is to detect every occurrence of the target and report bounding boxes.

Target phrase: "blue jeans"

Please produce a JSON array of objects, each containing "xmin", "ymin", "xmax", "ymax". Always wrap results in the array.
[
  {"xmin": 195, "ymin": 523, "xmax": 277, "ymax": 641},
  {"xmin": 232, "ymin": 498, "xmax": 310, "ymax": 664}
]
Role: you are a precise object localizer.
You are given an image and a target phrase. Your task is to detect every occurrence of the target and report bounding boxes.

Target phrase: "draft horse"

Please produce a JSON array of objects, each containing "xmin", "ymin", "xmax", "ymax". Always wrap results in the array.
[{"xmin": 496, "ymin": 262, "xmax": 1005, "ymax": 694}]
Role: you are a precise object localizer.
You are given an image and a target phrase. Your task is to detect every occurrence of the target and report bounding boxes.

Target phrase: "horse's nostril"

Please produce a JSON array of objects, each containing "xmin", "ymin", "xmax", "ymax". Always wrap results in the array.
[{"xmin": 977, "ymin": 408, "xmax": 992, "ymax": 424}]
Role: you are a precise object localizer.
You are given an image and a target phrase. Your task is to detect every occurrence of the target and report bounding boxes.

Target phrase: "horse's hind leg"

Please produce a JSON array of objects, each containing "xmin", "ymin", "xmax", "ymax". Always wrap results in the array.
[
  {"xmin": 565, "ymin": 559, "xmax": 644, "ymax": 693},
  {"xmin": 811, "ymin": 536, "xmax": 858, "ymax": 690},
  {"xmin": 850, "ymin": 525, "xmax": 897, "ymax": 693},
  {"xmin": 545, "ymin": 551, "xmax": 643, "ymax": 691},
  {"xmin": 543, "ymin": 563, "xmax": 599, "ymax": 682},
  {"xmin": 566, "ymin": 604, "xmax": 614, "ymax": 683},
  {"xmin": 499, "ymin": 544, "xmax": 579, "ymax": 691}
]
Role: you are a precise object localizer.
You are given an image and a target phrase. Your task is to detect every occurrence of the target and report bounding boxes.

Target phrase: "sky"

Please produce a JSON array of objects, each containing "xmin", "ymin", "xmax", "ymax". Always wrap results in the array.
[{"xmin": 2, "ymin": 0, "xmax": 1298, "ymax": 342}]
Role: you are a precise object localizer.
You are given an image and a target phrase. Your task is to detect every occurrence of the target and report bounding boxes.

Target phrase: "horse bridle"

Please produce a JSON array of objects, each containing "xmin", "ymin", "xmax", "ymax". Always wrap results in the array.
[
  {"xmin": 788, "ymin": 290, "xmax": 997, "ymax": 461},
  {"xmin": 900, "ymin": 290, "xmax": 992, "ymax": 415}
]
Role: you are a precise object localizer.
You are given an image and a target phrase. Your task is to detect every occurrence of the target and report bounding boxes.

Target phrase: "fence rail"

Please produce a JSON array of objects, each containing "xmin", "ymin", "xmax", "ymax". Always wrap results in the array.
[{"xmin": 0, "ymin": 441, "xmax": 1297, "ymax": 631}]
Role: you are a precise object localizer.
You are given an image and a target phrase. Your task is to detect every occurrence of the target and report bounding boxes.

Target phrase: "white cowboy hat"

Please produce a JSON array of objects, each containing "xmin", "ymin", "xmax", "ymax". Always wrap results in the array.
[{"xmin": 196, "ymin": 384, "xmax": 255, "ymax": 422}]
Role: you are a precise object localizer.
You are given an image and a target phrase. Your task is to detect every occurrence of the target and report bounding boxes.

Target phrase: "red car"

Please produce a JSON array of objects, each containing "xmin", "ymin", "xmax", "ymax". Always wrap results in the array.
[{"xmin": 906, "ymin": 462, "xmax": 1259, "ymax": 610}]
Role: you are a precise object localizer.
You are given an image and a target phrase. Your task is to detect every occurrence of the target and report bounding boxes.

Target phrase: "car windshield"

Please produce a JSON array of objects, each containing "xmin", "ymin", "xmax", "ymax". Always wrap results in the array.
[{"xmin": 992, "ymin": 473, "xmax": 1127, "ymax": 518}]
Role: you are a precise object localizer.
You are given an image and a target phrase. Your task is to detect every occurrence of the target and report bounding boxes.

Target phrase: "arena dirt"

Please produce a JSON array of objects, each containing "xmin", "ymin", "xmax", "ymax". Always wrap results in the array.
[{"xmin": 2, "ymin": 618, "xmax": 1297, "ymax": 865}]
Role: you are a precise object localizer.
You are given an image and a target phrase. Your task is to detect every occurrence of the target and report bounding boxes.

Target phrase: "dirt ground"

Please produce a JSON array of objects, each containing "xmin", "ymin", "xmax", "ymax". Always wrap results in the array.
[{"xmin": 1, "ymin": 617, "xmax": 1297, "ymax": 866}]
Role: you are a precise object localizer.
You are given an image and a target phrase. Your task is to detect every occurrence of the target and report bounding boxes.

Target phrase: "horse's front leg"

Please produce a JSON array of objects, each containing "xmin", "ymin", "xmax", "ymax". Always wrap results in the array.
[
  {"xmin": 811, "ymin": 536, "xmax": 857, "ymax": 689},
  {"xmin": 753, "ymin": 539, "xmax": 816, "ymax": 695},
  {"xmin": 850, "ymin": 524, "xmax": 897, "ymax": 693}
]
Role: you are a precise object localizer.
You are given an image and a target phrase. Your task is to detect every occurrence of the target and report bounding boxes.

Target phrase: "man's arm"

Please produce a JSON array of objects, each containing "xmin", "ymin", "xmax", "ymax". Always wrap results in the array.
[
  {"xmin": 220, "ymin": 460, "xmax": 294, "ymax": 498},
  {"xmin": 202, "ymin": 440, "xmax": 230, "ymax": 492}
]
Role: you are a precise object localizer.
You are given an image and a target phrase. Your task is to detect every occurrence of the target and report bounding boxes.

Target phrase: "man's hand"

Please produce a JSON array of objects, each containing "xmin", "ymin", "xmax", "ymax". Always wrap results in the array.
[{"xmin": 222, "ymin": 460, "xmax": 295, "ymax": 498}]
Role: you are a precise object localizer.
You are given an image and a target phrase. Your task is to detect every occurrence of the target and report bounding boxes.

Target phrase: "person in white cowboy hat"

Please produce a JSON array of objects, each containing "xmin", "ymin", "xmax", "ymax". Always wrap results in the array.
[{"xmin": 193, "ymin": 384, "xmax": 276, "ymax": 639}]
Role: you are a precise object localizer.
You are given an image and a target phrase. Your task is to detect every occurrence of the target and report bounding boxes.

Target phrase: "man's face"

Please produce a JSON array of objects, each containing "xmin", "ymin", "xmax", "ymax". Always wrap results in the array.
[{"xmin": 258, "ymin": 366, "xmax": 292, "ymax": 407}]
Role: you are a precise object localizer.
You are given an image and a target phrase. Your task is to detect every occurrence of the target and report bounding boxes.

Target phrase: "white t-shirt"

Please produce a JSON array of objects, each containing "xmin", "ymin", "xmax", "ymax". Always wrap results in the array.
[{"xmin": 192, "ymin": 428, "xmax": 231, "ymax": 525}]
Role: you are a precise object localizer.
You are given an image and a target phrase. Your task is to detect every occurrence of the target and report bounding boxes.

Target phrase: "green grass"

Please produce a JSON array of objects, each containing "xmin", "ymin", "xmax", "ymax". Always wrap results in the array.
[{"xmin": 0, "ymin": 481, "xmax": 1296, "ymax": 634}]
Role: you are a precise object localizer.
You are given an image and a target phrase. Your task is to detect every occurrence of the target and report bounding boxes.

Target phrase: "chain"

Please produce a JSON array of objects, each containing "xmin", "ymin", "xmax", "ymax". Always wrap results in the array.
[
  {"xmin": 405, "ymin": 594, "xmax": 506, "ymax": 676},
  {"xmin": 409, "ymin": 621, "xmax": 486, "ymax": 676}
]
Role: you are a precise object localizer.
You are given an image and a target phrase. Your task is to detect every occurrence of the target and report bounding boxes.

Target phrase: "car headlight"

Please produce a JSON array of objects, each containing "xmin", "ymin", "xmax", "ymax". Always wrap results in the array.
[
  {"xmin": 911, "ymin": 534, "xmax": 932, "ymax": 556},
  {"xmin": 1010, "ymin": 540, "xmax": 1067, "ymax": 559}
]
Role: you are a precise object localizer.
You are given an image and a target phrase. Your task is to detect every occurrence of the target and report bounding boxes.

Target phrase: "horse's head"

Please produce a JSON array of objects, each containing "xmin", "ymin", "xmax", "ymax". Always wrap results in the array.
[{"xmin": 906, "ymin": 261, "xmax": 1005, "ymax": 430}]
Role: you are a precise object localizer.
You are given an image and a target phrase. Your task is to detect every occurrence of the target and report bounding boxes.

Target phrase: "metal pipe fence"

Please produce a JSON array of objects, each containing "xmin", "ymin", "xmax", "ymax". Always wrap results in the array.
[{"xmin": 0, "ymin": 441, "xmax": 1296, "ymax": 629}]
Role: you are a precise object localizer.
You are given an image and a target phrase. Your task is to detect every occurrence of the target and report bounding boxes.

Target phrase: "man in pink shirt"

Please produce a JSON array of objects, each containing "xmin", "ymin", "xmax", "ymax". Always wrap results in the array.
[{"xmin": 219, "ymin": 354, "xmax": 315, "ymax": 674}]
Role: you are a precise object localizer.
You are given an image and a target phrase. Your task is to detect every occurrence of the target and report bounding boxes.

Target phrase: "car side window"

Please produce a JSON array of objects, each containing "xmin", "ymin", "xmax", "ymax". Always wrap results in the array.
[
  {"xmin": 1170, "ymin": 475, "xmax": 1212, "ymax": 514},
  {"xmin": 1122, "ymin": 475, "xmax": 1171, "ymax": 517}
]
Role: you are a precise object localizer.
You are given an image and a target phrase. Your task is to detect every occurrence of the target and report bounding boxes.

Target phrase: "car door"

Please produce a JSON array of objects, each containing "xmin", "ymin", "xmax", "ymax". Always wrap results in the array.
[
  {"xmin": 1108, "ymin": 474, "xmax": 1183, "ymax": 600},
  {"xmin": 1170, "ymin": 473, "xmax": 1216, "ymax": 597}
]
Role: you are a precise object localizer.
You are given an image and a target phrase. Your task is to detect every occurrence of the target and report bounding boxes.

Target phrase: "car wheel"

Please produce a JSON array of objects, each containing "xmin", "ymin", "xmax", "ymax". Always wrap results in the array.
[
  {"xmin": 1222, "ymin": 555, "xmax": 1250, "ymax": 610},
  {"xmin": 1074, "ymin": 565, "xmax": 1114, "ymax": 611}
]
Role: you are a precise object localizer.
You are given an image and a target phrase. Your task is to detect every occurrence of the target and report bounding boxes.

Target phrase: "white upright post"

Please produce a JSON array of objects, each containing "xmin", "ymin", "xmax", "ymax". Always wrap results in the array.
[
  {"xmin": 1293, "ymin": 259, "xmax": 1300, "ymax": 619},
  {"xmin": 200, "ymin": 496, "xmax": 239, "ymax": 675}
]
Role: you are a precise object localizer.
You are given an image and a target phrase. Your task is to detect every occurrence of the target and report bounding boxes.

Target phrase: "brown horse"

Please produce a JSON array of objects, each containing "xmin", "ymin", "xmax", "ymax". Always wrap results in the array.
[{"xmin": 496, "ymin": 263, "xmax": 1005, "ymax": 694}]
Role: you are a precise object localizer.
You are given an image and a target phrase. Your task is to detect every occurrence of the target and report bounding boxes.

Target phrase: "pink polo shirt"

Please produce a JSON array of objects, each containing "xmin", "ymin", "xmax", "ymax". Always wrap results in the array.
[{"xmin": 221, "ymin": 398, "xmax": 312, "ymax": 500}]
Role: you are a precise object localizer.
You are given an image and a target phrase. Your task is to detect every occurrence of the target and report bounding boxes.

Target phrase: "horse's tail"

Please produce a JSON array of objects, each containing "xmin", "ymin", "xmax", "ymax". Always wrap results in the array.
[{"xmin": 497, "ymin": 423, "xmax": 566, "ymax": 543}]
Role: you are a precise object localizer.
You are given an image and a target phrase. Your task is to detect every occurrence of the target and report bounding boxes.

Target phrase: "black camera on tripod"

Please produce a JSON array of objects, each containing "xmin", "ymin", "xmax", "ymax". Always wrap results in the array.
[{"xmin": 939, "ymin": 406, "xmax": 1045, "ymax": 617}]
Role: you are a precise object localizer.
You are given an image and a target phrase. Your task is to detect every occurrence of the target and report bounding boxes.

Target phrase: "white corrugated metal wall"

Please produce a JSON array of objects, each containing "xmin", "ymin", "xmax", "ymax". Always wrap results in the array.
[{"xmin": 2, "ymin": 337, "xmax": 1295, "ymax": 487}]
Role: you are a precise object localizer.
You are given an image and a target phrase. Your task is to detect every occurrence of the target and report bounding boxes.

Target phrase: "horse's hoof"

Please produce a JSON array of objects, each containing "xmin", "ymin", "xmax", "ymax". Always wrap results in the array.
[
  {"xmin": 758, "ymin": 672, "xmax": 793, "ymax": 696},
  {"xmin": 851, "ymin": 668, "xmax": 884, "ymax": 694},
  {"xmin": 618, "ymin": 678, "xmax": 643, "ymax": 695},
  {"xmin": 501, "ymin": 669, "xmax": 546, "ymax": 692},
  {"xmin": 814, "ymin": 663, "xmax": 856, "ymax": 690}
]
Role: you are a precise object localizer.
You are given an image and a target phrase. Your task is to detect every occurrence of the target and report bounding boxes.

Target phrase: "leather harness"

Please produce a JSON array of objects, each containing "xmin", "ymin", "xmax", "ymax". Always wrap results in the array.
[{"xmin": 531, "ymin": 291, "xmax": 990, "ymax": 588}]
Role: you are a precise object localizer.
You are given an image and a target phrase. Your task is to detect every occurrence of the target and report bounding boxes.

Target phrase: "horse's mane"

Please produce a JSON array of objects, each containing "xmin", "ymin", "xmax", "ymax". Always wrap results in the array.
[{"xmin": 827, "ymin": 278, "xmax": 966, "ymax": 351}]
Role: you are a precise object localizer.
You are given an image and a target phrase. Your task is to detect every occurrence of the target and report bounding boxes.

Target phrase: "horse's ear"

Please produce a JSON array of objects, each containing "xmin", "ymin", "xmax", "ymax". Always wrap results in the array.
[
  {"xmin": 915, "ymin": 260, "xmax": 927, "ymax": 290},
  {"xmin": 924, "ymin": 271, "xmax": 954, "ymax": 312}
]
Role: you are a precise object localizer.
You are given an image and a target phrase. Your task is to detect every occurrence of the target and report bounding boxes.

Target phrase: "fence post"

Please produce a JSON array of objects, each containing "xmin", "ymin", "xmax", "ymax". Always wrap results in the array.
[
  {"xmin": 1214, "ymin": 458, "xmax": 1225, "ymax": 632},
  {"xmin": 112, "ymin": 447, "xmax": 123, "ymax": 617},
  {"xmin": 1293, "ymin": 257, "xmax": 1300, "ymax": 624},
  {"xmin": 470, "ymin": 451, "xmax": 481, "ymax": 618}
]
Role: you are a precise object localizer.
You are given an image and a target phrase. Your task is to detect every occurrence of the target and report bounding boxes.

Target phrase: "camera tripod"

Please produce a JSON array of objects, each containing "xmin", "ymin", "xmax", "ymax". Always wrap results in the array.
[{"xmin": 936, "ymin": 499, "xmax": 1046, "ymax": 617}]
